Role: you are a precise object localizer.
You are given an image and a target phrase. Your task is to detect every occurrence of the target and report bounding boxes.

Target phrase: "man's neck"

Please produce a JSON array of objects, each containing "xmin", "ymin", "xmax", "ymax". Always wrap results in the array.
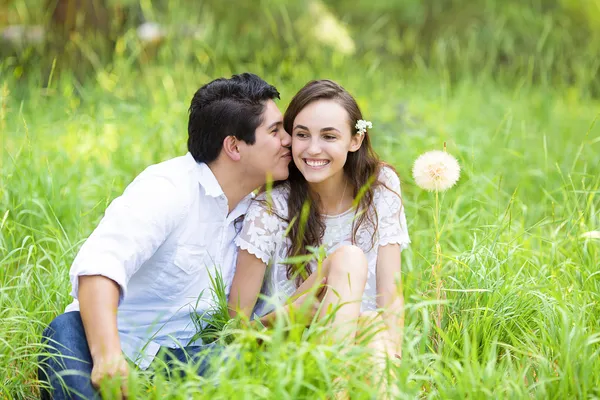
[{"xmin": 207, "ymin": 161, "xmax": 259, "ymax": 214}]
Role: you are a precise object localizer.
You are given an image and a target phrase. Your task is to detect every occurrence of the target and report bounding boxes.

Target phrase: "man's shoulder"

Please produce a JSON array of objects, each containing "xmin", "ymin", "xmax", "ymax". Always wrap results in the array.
[
  {"xmin": 121, "ymin": 154, "xmax": 198, "ymax": 203},
  {"xmin": 138, "ymin": 154, "xmax": 196, "ymax": 181}
]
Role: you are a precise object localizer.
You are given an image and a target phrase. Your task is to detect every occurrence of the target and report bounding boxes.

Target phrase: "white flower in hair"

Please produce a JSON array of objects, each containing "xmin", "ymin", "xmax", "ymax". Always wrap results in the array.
[{"xmin": 355, "ymin": 119, "xmax": 372, "ymax": 136}]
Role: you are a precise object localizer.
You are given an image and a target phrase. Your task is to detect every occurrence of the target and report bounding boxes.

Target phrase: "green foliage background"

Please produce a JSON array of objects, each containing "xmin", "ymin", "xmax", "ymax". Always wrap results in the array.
[
  {"xmin": 2, "ymin": 0, "xmax": 600, "ymax": 92},
  {"xmin": 1, "ymin": 0, "xmax": 600, "ymax": 398}
]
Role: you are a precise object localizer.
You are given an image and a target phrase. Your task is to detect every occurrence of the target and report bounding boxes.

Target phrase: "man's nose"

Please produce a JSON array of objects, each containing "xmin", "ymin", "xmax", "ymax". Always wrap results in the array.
[{"xmin": 280, "ymin": 128, "xmax": 291, "ymax": 147}]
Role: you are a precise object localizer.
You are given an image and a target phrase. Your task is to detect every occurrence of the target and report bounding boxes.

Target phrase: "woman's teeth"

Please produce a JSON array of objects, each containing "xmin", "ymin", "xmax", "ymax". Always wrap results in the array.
[{"xmin": 305, "ymin": 159, "xmax": 330, "ymax": 167}]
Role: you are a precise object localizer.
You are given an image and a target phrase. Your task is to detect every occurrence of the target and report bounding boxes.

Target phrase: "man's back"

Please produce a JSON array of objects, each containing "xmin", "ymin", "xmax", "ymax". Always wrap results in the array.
[{"xmin": 65, "ymin": 153, "xmax": 251, "ymax": 368}]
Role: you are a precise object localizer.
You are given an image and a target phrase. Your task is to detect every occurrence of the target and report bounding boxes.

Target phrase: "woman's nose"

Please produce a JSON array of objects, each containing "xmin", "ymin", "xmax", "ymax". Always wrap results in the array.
[{"xmin": 307, "ymin": 138, "xmax": 321, "ymax": 155}]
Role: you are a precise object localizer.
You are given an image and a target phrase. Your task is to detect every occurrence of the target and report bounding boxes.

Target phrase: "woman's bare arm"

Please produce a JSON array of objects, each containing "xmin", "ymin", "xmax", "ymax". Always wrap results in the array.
[
  {"xmin": 228, "ymin": 249, "xmax": 268, "ymax": 319},
  {"xmin": 228, "ymin": 252, "xmax": 327, "ymax": 327}
]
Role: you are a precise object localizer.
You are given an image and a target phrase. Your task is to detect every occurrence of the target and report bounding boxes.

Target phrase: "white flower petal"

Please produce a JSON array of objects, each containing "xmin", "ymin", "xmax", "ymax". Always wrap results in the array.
[{"xmin": 412, "ymin": 150, "xmax": 461, "ymax": 192}]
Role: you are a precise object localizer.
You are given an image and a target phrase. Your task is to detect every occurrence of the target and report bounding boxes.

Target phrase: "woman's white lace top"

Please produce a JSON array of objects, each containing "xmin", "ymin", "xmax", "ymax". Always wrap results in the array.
[{"xmin": 235, "ymin": 166, "xmax": 411, "ymax": 317}]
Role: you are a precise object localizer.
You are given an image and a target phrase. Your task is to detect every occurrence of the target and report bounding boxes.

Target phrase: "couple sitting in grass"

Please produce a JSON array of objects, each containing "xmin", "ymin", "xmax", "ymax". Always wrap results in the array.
[{"xmin": 39, "ymin": 73, "xmax": 410, "ymax": 399}]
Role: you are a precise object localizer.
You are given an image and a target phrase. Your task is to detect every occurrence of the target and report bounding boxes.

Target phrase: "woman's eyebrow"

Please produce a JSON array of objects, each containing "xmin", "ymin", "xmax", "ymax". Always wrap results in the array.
[{"xmin": 293, "ymin": 125, "xmax": 341, "ymax": 133}]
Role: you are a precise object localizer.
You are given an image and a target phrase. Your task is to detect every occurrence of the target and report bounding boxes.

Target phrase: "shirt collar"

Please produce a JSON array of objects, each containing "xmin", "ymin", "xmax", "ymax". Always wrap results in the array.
[
  {"xmin": 232, "ymin": 191, "xmax": 255, "ymax": 219},
  {"xmin": 188, "ymin": 153, "xmax": 255, "ymax": 218},
  {"xmin": 189, "ymin": 153, "xmax": 224, "ymax": 198}
]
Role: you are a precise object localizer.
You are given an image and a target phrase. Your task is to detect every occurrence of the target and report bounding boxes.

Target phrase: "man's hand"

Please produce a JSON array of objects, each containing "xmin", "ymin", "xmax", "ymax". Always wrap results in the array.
[{"xmin": 91, "ymin": 352, "xmax": 129, "ymax": 399}]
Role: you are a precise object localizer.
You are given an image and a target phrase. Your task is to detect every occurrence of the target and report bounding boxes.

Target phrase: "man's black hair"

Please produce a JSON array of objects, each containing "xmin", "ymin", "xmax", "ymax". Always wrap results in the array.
[{"xmin": 188, "ymin": 73, "xmax": 280, "ymax": 163}]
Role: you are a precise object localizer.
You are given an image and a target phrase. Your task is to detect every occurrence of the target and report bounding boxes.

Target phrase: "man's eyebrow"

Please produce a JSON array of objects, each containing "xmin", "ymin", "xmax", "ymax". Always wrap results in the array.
[{"xmin": 267, "ymin": 121, "xmax": 283, "ymax": 130}]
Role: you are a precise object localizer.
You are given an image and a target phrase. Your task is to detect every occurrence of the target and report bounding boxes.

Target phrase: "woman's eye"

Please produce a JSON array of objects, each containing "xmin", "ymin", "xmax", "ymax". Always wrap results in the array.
[
  {"xmin": 296, "ymin": 132, "xmax": 308, "ymax": 138},
  {"xmin": 324, "ymin": 135, "xmax": 336, "ymax": 140}
]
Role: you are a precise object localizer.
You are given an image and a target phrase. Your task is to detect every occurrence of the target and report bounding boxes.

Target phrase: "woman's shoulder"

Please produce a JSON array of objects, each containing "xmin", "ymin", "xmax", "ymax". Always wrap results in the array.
[
  {"xmin": 372, "ymin": 164, "xmax": 405, "ymax": 214},
  {"xmin": 255, "ymin": 183, "xmax": 290, "ymax": 203},
  {"xmin": 250, "ymin": 183, "xmax": 290, "ymax": 215},
  {"xmin": 376, "ymin": 164, "xmax": 401, "ymax": 192}
]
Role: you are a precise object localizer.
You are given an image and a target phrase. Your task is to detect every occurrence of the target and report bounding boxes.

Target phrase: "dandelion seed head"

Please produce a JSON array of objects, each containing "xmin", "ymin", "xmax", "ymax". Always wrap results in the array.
[
  {"xmin": 582, "ymin": 231, "xmax": 600, "ymax": 239},
  {"xmin": 412, "ymin": 150, "xmax": 461, "ymax": 191}
]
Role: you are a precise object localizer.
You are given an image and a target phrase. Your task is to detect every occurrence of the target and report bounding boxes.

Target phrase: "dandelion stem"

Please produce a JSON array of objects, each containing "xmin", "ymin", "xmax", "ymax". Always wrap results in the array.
[{"xmin": 433, "ymin": 181, "xmax": 444, "ymax": 350}]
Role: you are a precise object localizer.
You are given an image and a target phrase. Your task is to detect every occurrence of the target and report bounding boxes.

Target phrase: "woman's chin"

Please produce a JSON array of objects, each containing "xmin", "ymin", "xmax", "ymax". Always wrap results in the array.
[{"xmin": 301, "ymin": 171, "xmax": 332, "ymax": 184}]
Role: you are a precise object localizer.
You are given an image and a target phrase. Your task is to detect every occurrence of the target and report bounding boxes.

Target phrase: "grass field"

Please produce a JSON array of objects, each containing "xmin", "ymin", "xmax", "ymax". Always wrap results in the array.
[{"xmin": 2, "ymin": 10, "xmax": 600, "ymax": 397}]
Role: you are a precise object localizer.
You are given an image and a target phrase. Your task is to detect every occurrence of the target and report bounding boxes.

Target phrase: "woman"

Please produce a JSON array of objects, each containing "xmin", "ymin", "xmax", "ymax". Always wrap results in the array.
[{"xmin": 228, "ymin": 79, "xmax": 410, "ymax": 359}]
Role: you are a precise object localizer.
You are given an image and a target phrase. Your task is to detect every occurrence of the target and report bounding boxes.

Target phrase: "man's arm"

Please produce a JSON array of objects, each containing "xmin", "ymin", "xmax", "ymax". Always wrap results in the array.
[
  {"xmin": 78, "ymin": 275, "xmax": 129, "ymax": 392},
  {"xmin": 69, "ymin": 174, "xmax": 188, "ymax": 393},
  {"xmin": 79, "ymin": 276, "xmax": 121, "ymax": 360}
]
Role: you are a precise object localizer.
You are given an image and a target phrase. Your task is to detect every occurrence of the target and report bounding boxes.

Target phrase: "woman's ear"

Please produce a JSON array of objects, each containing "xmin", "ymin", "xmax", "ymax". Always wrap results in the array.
[
  {"xmin": 222, "ymin": 136, "xmax": 241, "ymax": 161},
  {"xmin": 349, "ymin": 133, "xmax": 365, "ymax": 153}
]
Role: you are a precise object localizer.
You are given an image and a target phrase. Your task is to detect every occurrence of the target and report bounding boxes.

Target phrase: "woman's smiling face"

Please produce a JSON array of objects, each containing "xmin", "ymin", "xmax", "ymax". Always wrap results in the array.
[{"xmin": 291, "ymin": 99, "xmax": 362, "ymax": 185}]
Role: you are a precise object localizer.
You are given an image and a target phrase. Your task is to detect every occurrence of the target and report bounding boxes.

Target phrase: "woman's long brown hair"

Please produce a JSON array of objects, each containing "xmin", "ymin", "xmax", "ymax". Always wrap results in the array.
[{"xmin": 279, "ymin": 79, "xmax": 391, "ymax": 286}]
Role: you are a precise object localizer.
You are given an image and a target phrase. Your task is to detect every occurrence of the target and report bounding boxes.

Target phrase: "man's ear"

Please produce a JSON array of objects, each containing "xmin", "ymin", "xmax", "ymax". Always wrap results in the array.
[
  {"xmin": 349, "ymin": 133, "xmax": 364, "ymax": 153},
  {"xmin": 222, "ymin": 136, "xmax": 241, "ymax": 161}
]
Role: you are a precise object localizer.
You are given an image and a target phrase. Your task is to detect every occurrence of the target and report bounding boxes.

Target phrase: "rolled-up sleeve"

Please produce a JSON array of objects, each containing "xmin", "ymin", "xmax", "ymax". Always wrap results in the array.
[{"xmin": 69, "ymin": 172, "xmax": 190, "ymax": 304}]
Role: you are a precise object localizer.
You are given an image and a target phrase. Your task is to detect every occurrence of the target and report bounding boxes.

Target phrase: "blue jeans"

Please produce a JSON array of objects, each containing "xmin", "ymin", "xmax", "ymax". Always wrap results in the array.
[{"xmin": 39, "ymin": 311, "xmax": 223, "ymax": 400}]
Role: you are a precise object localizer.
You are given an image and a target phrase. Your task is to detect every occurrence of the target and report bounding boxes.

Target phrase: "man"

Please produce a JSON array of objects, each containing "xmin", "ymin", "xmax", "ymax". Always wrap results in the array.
[{"xmin": 39, "ymin": 73, "xmax": 292, "ymax": 399}]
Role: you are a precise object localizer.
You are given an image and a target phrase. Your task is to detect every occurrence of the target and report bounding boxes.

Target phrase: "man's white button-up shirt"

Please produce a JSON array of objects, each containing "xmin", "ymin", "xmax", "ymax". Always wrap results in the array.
[{"xmin": 65, "ymin": 153, "xmax": 251, "ymax": 369}]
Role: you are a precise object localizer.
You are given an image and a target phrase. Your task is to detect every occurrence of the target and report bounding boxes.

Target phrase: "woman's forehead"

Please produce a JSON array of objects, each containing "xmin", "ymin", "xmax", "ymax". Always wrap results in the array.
[{"xmin": 295, "ymin": 100, "xmax": 350, "ymax": 128}]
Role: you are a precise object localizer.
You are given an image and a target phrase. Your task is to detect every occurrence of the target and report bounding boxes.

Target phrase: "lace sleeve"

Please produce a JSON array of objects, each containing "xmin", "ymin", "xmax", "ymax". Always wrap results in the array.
[
  {"xmin": 235, "ymin": 195, "xmax": 286, "ymax": 264},
  {"xmin": 377, "ymin": 167, "xmax": 411, "ymax": 250}
]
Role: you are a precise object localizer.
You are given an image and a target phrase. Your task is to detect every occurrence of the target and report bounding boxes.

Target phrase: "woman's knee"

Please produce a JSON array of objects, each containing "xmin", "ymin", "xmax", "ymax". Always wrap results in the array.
[
  {"xmin": 326, "ymin": 245, "xmax": 368, "ymax": 282},
  {"xmin": 357, "ymin": 311, "xmax": 384, "ymax": 331},
  {"xmin": 359, "ymin": 310, "xmax": 380, "ymax": 321}
]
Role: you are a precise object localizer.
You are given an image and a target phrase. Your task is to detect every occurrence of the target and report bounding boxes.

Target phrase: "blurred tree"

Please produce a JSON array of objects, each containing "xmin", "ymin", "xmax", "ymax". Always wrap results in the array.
[
  {"xmin": 323, "ymin": 0, "xmax": 600, "ymax": 93},
  {"xmin": 41, "ymin": 0, "xmax": 129, "ymax": 80},
  {"xmin": 2, "ymin": 0, "xmax": 598, "ymax": 94},
  {"xmin": 49, "ymin": 0, "xmax": 112, "ymax": 36}
]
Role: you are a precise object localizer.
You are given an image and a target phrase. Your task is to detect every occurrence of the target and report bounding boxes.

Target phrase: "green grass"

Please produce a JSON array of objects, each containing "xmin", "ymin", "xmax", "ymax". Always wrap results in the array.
[{"xmin": 2, "ymin": 18, "xmax": 600, "ymax": 398}]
